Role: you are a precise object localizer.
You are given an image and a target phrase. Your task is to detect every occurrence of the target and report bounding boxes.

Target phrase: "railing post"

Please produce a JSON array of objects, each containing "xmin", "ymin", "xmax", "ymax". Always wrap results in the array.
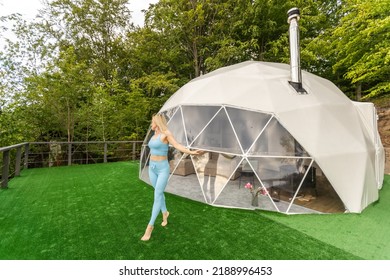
[
  {"xmin": 1, "ymin": 150, "xmax": 10, "ymax": 189},
  {"xmin": 15, "ymin": 146, "xmax": 22, "ymax": 176},
  {"xmin": 24, "ymin": 143, "xmax": 29, "ymax": 169},
  {"xmin": 68, "ymin": 143, "xmax": 72, "ymax": 166},
  {"xmin": 104, "ymin": 142, "xmax": 107, "ymax": 163},
  {"xmin": 132, "ymin": 142, "xmax": 136, "ymax": 161},
  {"xmin": 86, "ymin": 143, "xmax": 89, "ymax": 165}
]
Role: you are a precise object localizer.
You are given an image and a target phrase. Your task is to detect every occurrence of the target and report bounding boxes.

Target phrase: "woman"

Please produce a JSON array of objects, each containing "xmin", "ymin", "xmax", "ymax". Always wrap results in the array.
[{"xmin": 141, "ymin": 114, "xmax": 202, "ymax": 241}]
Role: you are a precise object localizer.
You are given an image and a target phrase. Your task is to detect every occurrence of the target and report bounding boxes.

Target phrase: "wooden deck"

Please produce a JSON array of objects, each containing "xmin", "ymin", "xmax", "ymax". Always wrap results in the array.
[{"xmin": 273, "ymin": 176, "xmax": 346, "ymax": 213}]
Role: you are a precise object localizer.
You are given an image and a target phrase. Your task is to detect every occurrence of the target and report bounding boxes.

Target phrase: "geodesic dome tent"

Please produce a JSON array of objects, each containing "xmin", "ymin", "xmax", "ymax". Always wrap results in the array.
[{"xmin": 139, "ymin": 61, "xmax": 385, "ymax": 214}]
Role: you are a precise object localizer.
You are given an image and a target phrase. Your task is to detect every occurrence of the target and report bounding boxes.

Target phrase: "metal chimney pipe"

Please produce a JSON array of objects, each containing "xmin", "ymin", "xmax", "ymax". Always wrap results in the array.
[{"xmin": 287, "ymin": 7, "xmax": 306, "ymax": 93}]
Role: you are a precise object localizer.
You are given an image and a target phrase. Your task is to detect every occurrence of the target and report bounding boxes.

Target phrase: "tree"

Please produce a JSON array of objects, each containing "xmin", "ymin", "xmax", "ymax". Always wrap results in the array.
[
  {"xmin": 0, "ymin": 14, "xmax": 53, "ymax": 103},
  {"xmin": 306, "ymin": 0, "xmax": 389, "ymax": 100},
  {"xmin": 0, "ymin": 13, "xmax": 59, "ymax": 144},
  {"xmin": 1, "ymin": 0, "xmax": 389, "ymax": 148},
  {"xmin": 144, "ymin": 0, "xmax": 257, "ymax": 78},
  {"xmin": 333, "ymin": 0, "xmax": 389, "ymax": 100},
  {"xmin": 23, "ymin": 46, "xmax": 95, "ymax": 142},
  {"xmin": 39, "ymin": 0, "xmax": 132, "ymax": 83},
  {"xmin": 266, "ymin": 0, "xmax": 343, "ymax": 67},
  {"xmin": 0, "ymin": 0, "xmax": 145, "ymax": 142}
]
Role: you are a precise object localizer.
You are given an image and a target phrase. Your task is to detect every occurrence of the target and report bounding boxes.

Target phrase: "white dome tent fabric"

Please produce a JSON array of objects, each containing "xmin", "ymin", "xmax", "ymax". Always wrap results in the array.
[{"xmin": 139, "ymin": 61, "xmax": 385, "ymax": 214}]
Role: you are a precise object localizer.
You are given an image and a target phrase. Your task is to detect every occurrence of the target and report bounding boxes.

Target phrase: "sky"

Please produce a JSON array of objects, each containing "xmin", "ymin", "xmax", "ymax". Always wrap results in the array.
[{"xmin": 0, "ymin": 0, "xmax": 159, "ymax": 26}]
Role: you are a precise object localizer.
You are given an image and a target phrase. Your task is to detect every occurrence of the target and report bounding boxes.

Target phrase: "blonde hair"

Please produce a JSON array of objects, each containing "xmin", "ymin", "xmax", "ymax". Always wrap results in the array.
[{"xmin": 152, "ymin": 114, "xmax": 168, "ymax": 133}]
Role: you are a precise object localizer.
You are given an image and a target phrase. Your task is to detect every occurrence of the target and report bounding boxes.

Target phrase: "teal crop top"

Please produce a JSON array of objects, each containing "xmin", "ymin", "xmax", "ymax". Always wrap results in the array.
[{"xmin": 148, "ymin": 134, "xmax": 169, "ymax": 156}]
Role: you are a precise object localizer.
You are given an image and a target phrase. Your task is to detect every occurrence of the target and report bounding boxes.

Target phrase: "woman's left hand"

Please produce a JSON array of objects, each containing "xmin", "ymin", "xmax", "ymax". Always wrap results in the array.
[{"xmin": 191, "ymin": 150, "xmax": 205, "ymax": 156}]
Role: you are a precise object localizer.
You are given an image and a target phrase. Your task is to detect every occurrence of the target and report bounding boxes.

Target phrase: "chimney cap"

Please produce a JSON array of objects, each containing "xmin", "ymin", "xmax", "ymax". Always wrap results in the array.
[{"xmin": 287, "ymin": 7, "xmax": 300, "ymax": 23}]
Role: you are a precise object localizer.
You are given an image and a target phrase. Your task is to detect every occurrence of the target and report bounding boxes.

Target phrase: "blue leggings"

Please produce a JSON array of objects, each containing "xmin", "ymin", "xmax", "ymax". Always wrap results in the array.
[{"xmin": 148, "ymin": 160, "xmax": 170, "ymax": 226}]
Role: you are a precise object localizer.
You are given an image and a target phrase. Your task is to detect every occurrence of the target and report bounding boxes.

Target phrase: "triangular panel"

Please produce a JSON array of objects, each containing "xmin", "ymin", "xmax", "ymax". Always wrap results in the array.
[
  {"xmin": 249, "ymin": 157, "xmax": 315, "ymax": 213},
  {"xmin": 248, "ymin": 117, "xmax": 310, "ymax": 156},
  {"xmin": 215, "ymin": 158, "xmax": 279, "ymax": 212},
  {"xmin": 165, "ymin": 154, "xmax": 204, "ymax": 204},
  {"xmin": 139, "ymin": 129, "xmax": 153, "ymax": 181},
  {"xmin": 192, "ymin": 108, "xmax": 242, "ymax": 154},
  {"xmin": 192, "ymin": 152, "xmax": 242, "ymax": 204},
  {"xmin": 226, "ymin": 107, "xmax": 272, "ymax": 153},
  {"xmin": 167, "ymin": 107, "xmax": 187, "ymax": 146},
  {"xmin": 162, "ymin": 106, "xmax": 179, "ymax": 121},
  {"xmin": 139, "ymin": 145, "xmax": 149, "ymax": 176},
  {"xmin": 181, "ymin": 105, "xmax": 221, "ymax": 146},
  {"xmin": 139, "ymin": 153, "xmax": 151, "ymax": 184}
]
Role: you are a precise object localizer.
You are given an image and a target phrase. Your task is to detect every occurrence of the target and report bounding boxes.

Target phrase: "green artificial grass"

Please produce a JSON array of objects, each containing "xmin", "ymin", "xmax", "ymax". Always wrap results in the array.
[
  {"xmin": 260, "ymin": 175, "xmax": 390, "ymax": 260},
  {"xmin": 0, "ymin": 161, "xmax": 388, "ymax": 260}
]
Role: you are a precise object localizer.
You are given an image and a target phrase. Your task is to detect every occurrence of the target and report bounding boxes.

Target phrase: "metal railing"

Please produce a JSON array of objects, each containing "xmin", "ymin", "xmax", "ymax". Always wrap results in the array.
[
  {"xmin": 0, "ymin": 141, "xmax": 143, "ymax": 189},
  {"xmin": 0, "ymin": 143, "xmax": 29, "ymax": 189}
]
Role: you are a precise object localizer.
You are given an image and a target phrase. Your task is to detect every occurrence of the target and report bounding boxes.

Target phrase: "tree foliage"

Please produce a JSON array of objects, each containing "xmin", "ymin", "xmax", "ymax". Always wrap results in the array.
[
  {"xmin": 0, "ymin": 0, "xmax": 388, "ymax": 147},
  {"xmin": 334, "ymin": 0, "xmax": 389, "ymax": 100},
  {"xmin": 306, "ymin": 0, "xmax": 389, "ymax": 99}
]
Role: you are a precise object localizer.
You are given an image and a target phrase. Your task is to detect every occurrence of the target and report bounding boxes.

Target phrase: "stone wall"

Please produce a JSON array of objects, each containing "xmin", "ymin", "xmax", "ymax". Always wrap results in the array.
[
  {"xmin": 385, "ymin": 148, "xmax": 390, "ymax": 174},
  {"xmin": 378, "ymin": 108, "xmax": 390, "ymax": 174}
]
